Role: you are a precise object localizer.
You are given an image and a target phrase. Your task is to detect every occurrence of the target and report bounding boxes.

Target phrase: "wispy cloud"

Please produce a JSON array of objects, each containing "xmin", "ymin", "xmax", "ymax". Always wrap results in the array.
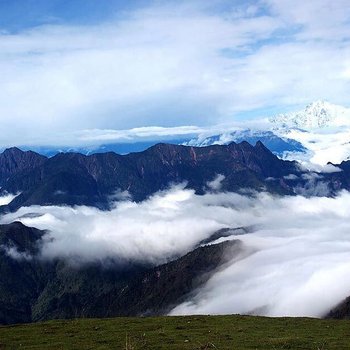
[
  {"xmin": 77, "ymin": 126, "xmax": 205, "ymax": 142},
  {"xmin": 0, "ymin": 192, "xmax": 20, "ymax": 206}
]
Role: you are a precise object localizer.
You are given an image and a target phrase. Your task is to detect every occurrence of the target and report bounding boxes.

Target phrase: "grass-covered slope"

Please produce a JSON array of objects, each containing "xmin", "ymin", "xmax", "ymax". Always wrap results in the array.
[{"xmin": 0, "ymin": 315, "xmax": 349, "ymax": 350}]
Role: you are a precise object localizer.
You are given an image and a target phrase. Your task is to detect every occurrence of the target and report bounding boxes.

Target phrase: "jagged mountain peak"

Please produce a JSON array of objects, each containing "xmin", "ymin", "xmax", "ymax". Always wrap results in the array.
[
  {"xmin": 269, "ymin": 100, "xmax": 350, "ymax": 130},
  {"xmin": 2, "ymin": 147, "xmax": 25, "ymax": 156},
  {"xmin": 1, "ymin": 147, "xmax": 46, "ymax": 159},
  {"xmin": 254, "ymin": 140, "xmax": 269, "ymax": 151},
  {"xmin": 0, "ymin": 148, "xmax": 47, "ymax": 186},
  {"xmin": 183, "ymin": 129, "xmax": 306, "ymax": 157}
]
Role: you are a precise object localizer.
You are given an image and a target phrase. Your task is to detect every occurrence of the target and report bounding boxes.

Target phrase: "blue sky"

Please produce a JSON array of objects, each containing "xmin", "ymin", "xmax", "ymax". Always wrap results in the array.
[
  {"xmin": 0, "ymin": 0, "xmax": 257, "ymax": 30},
  {"xmin": 0, "ymin": 0, "xmax": 349, "ymax": 146},
  {"xmin": 0, "ymin": 0, "xmax": 148, "ymax": 30}
]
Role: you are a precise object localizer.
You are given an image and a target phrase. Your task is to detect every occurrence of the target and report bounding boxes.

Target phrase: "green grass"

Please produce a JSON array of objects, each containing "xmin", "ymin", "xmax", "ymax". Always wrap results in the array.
[{"xmin": 0, "ymin": 315, "xmax": 349, "ymax": 350}]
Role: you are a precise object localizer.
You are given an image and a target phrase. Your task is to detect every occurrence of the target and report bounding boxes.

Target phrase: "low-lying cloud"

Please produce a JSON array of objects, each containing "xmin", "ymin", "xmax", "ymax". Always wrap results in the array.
[
  {"xmin": 2, "ymin": 185, "xmax": 350, "ymax": 317},
  {"xmin": 0, "ymin": 192, "xmax": 19, "ymax": 206},
  {"xmin": 170, "ymin": 190, "xmax": 350, "ymax": 318},
  {"xmin": 0, "ymin": 245, "xmax": 32, "ymax": 261},
  {"xmin": 1, "ymin": 185, "xmax": 229, "ymax": 264},
  {"xmin": 206, "ymin": 174, "xmax": 225, "ymax": 191},
  {"xmin": 294, "ymin": 173, "xmax": 331, "ymax": 197}
]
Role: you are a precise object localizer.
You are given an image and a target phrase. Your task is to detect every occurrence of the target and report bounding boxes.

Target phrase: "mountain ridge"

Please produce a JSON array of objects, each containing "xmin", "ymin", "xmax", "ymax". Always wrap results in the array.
[
  {"xmin": 0, "ymin": 147, "xmax": 47, "ymax": 185},
  {"xmin": 2, "ymin": 140, "xmax": 350, "ymax": 212},
  {"xmin": 0, "ymin": 141, "xmax": 300, "ymax": 211}
]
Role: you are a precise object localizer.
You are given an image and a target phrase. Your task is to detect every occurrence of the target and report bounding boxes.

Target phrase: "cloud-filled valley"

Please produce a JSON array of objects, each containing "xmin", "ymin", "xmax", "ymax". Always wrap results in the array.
[{"xmin": 2, "ymin": 185, "xmax": 350, "ymax": 318}]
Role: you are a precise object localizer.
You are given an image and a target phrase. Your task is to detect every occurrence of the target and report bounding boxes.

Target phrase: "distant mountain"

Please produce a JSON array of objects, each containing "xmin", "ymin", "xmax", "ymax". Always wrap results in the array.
[
  {"xmin": 0, "ymin": 147, "xmax": 46, "ymax": 185},
  {"xmin": 184, "ymin": 130, "xmax": 306, "ymax": 157},
  {"xmin": 270, "ymin": 100, "xmax": 350, "ymax": 130},
  {"xmin": 12, "ymin": 138, "xmax": 192, "ymax": 158},
  {"xmin": 184, "ymin": 101, "xmax": 350, "ymax": 165},
  {"xmin": 0, "ymin": 222, "xmax": 239, "ymax": 324},
  {"xmin": 0, "ymin": 142, "xmax": 302, "ymax": 212}
]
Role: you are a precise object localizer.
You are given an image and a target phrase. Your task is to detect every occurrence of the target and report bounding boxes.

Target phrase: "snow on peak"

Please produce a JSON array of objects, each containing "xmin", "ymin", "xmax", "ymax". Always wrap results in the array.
[
  {"xmin": 269, "ymin": 100, "xmax": 350, "ymax": 130},
  {"xmin": 183, "ymin": 101, "xmax": 350, "ymax": 166}
]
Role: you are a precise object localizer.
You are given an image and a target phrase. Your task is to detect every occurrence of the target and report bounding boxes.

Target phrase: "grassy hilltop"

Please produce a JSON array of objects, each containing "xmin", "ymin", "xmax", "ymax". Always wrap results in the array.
[{"xmin": 0, "ymin": 315, "xmax": 349, "ymax": 350}]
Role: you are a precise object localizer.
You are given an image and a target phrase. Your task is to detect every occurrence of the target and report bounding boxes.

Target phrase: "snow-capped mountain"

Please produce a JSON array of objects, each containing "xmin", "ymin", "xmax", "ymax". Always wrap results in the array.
[
  {"xmin": 270, "ymin": 100, "xmax": 350, "ymax": 130},
  {"xmin": 185, "ymin": 101, "xmax": 350, "ymax": 167}
]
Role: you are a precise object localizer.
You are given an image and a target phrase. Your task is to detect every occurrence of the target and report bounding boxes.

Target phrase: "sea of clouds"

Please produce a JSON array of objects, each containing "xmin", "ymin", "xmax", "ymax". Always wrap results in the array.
[{"xmin": 1, "ymin": 184, "xmax": 350, "ymax": 317}]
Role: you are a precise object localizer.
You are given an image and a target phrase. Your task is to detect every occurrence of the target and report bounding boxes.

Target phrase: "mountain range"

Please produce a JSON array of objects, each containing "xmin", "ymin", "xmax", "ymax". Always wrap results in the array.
[
  {"xmin": 184, "ymin": 130, "xmax": 307, "ymax": 157},
  {"xmin": 1, "ymin": 141, "xmax": 350, "ymax": 213},
  {"xmin": 0, "ymin": 141, "xmax": 300, "ymax": 212}
]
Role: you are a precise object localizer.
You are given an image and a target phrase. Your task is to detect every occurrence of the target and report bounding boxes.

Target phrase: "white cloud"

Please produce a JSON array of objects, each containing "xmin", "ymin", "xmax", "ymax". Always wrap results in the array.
[
  {"xmin": 206, "ymin": 174, "xmax": 225, "ymax": 191},
  {"xmin": 0, "ymin": 185, "xmax": 228, "ymax": 264},
  {"xmin": 294, "ymin": 173, "xmax": 330, "ymax": 197},
  {"xmin": 2, "ymin": 186, "xmax": 350, "ymax": 317},
  {"xmin": 0, "ymin": 245, "xmax": 32, "ymax": 261},
  {"xmin": 281, "ymin": 127, "xmax": 350, "ymax": 165},
  {"xmin": 283, "ymin": 174, "xmax": 298, "ymax": 180},
  {"xmin": 0, "ymin": 192, "xmax": 20, "ymax": 206},
  {"xmin": 170, "ymin": 190, "xmax": 350, "ymax": 317},
  {"xmin": 0, "ymin": 1, "xmax": 349, "ymax": 146},
  {"xmin": 298, "ymin": 162, "xmax": 342, "ymax": 174},
  {"xmin": 265, "ymin": 0, "xmax": 350, "ymax": 41},
  {"xmin": 76, "ymin": 126, "xmax": 204, "ymax": 143},
  {"xmin": 0, "ymin": 3, "xmax": 279, "ymax": 146}
]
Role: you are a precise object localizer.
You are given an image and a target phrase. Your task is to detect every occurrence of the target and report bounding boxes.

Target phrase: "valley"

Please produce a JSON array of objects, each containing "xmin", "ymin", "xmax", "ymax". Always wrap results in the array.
[{"xmin": 1, "ymin": 141, "xmax": 350, "ymax": 324}]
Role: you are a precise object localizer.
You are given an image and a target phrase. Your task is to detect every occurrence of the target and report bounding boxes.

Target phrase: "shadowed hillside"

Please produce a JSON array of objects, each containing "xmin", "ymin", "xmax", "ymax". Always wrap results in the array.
[
  {"xmin": 0, "ymin": 142, "xmax": 301, "ymax": 211},
  {"xmin": 0, "ymin": 222, "xmax": 240, "ymax": 324}
]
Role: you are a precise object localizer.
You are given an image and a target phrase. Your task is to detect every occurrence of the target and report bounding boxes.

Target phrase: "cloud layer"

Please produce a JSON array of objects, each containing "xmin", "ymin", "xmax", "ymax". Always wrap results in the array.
[
  {"xmin": 1, "ymin": 185, "xmax": 228, "ymax": 264},
  {"xmin": 2, "ymin": 185, "xmax": 350, "ymax": 317},
  {"xmin": 0, "ymin": 0, "xmax": 349, "ymax": 146},
  {"xmin": 171, "ymin": 190, "xmax": 350, "ymax": 317}
]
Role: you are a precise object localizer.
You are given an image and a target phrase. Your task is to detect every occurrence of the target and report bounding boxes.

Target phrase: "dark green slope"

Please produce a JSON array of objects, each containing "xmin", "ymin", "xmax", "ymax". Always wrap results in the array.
[
  {"xmin": 326, "ymin": 296, "xmax": 350, "ymax": 319},
  {"xmin": 100, "ymin": 240, "xmax": 241, "ymax": 317},
  {"xmin": 0, "ymin": 222, "xmax": 54, "ymax": 324},
  {"xmin": 0, "ymin": 222, "xmax": 240, "ymax": 324}
]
